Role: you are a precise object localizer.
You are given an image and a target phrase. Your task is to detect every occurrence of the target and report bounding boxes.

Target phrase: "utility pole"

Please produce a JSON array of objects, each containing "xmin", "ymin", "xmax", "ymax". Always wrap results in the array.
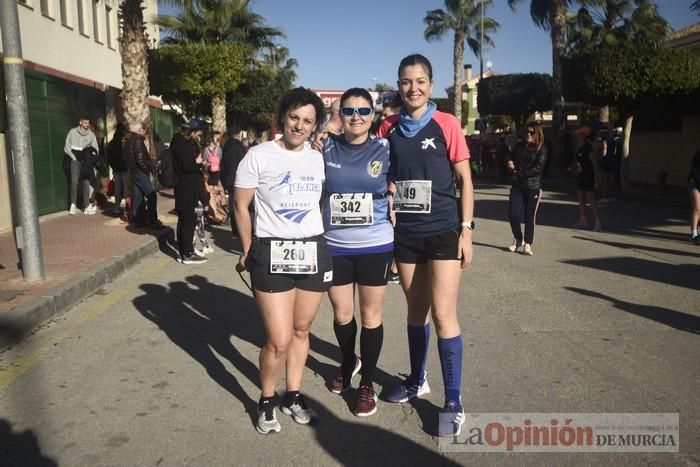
[
  {"xmin": 0, "ymin": 0, "xmax": 45, "ymax": 281},
  {"xmin": 480, "ymin": 0, "xmax": 484, "ymax": 81}
]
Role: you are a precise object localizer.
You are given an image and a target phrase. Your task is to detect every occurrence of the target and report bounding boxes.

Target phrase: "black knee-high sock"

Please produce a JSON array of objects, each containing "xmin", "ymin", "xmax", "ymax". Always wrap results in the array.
[
  {"xmin": 333, "ymin": 317, "xmax": 357, "ymax": 375},
  {"xmin": 359, "ymin": 324, "xmax": 384, "ymax": 388}
]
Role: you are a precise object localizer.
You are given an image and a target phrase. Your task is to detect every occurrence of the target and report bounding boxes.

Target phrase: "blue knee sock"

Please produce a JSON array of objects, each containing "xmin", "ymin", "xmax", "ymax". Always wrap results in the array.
[
  {"xmin": 407, "ymin": 323, "xmax": 430, "ymax": 384},
  {"xmin": 438, "ymin": 335, "xmax": 463, "ymax": 404}
]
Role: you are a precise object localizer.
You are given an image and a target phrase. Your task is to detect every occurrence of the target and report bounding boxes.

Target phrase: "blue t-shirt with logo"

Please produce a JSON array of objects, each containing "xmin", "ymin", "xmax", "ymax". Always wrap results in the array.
[{"xmin": 322, "ymin": 135, "xmax": 393, "ymax": 255}]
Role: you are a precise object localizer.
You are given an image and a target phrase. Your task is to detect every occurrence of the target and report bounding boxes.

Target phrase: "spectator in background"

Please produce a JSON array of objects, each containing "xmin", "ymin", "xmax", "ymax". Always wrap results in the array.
[
  {"xmin": 203, "ymin": 131, "xmax": 226, "ymax": 223},
  {"xmin": 322, "ymin": 98, "xmax": 342, "ymax": 136},
  {"xmin": 64, "ymin": 116, "xmax": 99, "ymax": 215},
  {"xmin": 495, "ymin": 136, "xmax": 511, "ymax": 184},
  {"xmin": 107, "ymin": 123, "xmax": 129, "ymax": 217},
  {"xmin": 573, "ymin": 126, "xmax": 602, "ymax": 232},
  {"xmin": 505, "ymin": 123, "xmax": 547, "ymax": 255},
  {"xmin": 125, "ymin": 121, "xmax": 164, "ymax": 229},
  {"xmin": 152, "ymin": 133, "xmax": 168, "ymax": 192},
  {"xmin": 596, "ymin": 130, "xmax": 614, "ymax": 201},
  {"xmin": 172, "ymin": 119, "xmax": 208, "ymax": 264},
  {"xmin": 688, "ymin": 148, "xmax": 700, "ymax": 245},
  {"xmin": 221, "ymin": 125, "xmax": 246, "ymax": 238}
]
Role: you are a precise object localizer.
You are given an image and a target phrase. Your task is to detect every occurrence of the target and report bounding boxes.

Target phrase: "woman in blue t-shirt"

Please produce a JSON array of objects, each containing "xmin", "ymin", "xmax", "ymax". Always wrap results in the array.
[{"xmin": 322, "ymin": 88, "xmax": 393, "ymax": 417}]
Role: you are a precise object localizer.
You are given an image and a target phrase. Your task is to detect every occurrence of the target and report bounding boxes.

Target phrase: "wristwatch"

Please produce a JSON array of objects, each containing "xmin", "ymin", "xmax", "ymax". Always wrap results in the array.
[{"xmin": 461, "ymin": 220, "xmax": 475, "ymax": 231}]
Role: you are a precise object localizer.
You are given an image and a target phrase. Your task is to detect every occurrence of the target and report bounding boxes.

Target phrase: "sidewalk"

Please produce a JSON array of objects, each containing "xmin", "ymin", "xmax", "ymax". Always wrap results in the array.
[{"xmin": 0, "ymin": 192, "xmax": 177, "ymax": 349}]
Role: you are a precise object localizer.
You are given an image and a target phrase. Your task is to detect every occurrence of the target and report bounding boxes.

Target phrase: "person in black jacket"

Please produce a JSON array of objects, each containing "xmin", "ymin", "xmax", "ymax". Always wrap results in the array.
[
  {"xmin": 125, "ymin": 122, "xmax": 164, "ymax": 229},
  {"xmin": 221, "ymin": 125, "xmax": 246, "ymax": 237},
  {"xmin": 505, "ymin": 123, "xmax": 548, "ymax": 256},
  {"xmin": 172, "ymin": 119, "xmax": 208, "ymax": 264},
  {"xmin": 107, "ymin": 123, "xmax": 129, "ymax": 216},
  {"xmin": 689, "ymin": 149, "xmax": 700, "ymax": 245}
]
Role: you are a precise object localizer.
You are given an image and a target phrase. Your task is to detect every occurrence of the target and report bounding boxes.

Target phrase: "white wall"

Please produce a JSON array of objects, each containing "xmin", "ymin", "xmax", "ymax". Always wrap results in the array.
[
  {"xmin": 629, "ymin": 115, "xmax": 700, "ymax": 186},
  {"xmin": 0, "ymin": 1, "xmax": 121, "ymax": 88}
]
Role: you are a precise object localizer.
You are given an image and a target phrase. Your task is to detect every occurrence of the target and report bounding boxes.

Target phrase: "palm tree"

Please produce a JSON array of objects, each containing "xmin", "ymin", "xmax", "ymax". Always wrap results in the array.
[
  {"xmin": 507, "ymin": 0, "xmax": 570, "ymax": 175},
  {"xmin": 567, "ymin": 0, "xmax": 669, "ymax": 122},
  {"xmin": 567, "ymin": 0, "xmax": 669, "ymax": 52},
  {"xmin": 424, "ymin": 0, "xmax": 499, "ymax": 123},
  {"xmin": 260, "ymin": 45, "xmax": 298, "ymax": 86},
  {"xmin": 692, "ymin": 0, "xmax": 700, "ymax": 14},
  {"xmin": 153, "ymin": 0, "xmax": 285, "ymax": 131},
  {"xmin": 118, "ymin": 0, "xmax": 151, "ymax": 128}
]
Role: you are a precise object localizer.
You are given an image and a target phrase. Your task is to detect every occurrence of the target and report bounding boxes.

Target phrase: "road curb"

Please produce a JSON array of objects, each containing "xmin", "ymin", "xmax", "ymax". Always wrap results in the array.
[{"xmin": 0, "ymin": 232, "xmax": 166, "ymax": 351}]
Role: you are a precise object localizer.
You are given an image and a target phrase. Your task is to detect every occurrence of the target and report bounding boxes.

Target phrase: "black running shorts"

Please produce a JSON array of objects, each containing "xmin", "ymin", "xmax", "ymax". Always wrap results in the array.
[
  {"xmin": 331, "ymin": 250, "xmax": 393, "ymax": 287},
  {"xmin": 394, "ymin": 228, "xmax": 460, "ymax": 264},
  {"xmin": 249, "ymin": 236, "xmax": 333, "ymax": 293}
]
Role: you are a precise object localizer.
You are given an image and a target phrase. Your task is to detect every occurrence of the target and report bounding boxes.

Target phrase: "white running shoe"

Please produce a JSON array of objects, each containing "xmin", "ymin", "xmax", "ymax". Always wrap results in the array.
[
  {"xmin": 68, "ymin": 203, "xmax": 77, "ymax": 215},
  {"xmin": 256, "ymin": 400, "xmax": 281, "ymax": 434}
]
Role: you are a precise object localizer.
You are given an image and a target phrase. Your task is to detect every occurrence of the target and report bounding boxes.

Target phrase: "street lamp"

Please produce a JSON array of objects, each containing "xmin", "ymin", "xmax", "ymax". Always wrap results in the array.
[
  {"xmin": 370, "ymin": 77, "xmax": 377, "ymax": 90},
  {"xmin": 480, "ymin": 0, "xmax": 484, "ymax": 81}
]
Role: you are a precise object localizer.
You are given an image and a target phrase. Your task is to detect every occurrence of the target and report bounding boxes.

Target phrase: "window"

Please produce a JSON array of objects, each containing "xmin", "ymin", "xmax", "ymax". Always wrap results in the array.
[
  {"xmin": 105, "ymin": 5, "xmax": 115, "ymax": 49},
  {"xmin": 77, "ymin": 0, "xmax": 88, "ymax": 36},
  {"xmin": 92, "ymin": 0, "xmax": 102, "ymax": 43},
  {"xmin": 40, "ymin": 0, "xmax": 54, "ymax": 18},
  {"xmin": 18, "ymin": 0, "xmax": 33, "ymax": 8},
  {"xmin": 60, "ymin": 0, "xmax": 72, "ymax": 28}
]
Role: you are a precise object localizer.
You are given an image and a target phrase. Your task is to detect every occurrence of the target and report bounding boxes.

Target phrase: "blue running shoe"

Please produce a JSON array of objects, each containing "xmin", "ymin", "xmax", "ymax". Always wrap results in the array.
[
  {"xmin": 384, "ymin": 372, "xmax": 430, "ymax": 403},
  {"xmin": 438, "ymin": 399, "xmax": 465, "ymax": 437}
]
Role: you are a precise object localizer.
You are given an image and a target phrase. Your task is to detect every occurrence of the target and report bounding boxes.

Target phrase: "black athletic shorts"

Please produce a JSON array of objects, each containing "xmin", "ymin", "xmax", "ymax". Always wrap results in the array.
[
  {"xmin": 578, "ymin": 175, "xmax": 595, "ymax": 192},
  {"xmin": 394, "ymin": 228, "xmax": 461, "ymax": 264},
  {"xmin": 331, "ymin": 250, "xmax": 393, "ymax": 287},
  {"xmin": 249, "ymin": 235, "xmax": 333, "ymax": 293},
  {"xmin": 207, "ymin": 172, "xmax": 220, "ymax": 186}
]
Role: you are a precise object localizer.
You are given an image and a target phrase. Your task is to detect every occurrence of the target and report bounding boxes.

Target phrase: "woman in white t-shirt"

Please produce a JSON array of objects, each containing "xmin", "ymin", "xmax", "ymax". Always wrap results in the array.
[{"xmin": 234, "ymin": 87, "xmax": 331, "ymax": 435}]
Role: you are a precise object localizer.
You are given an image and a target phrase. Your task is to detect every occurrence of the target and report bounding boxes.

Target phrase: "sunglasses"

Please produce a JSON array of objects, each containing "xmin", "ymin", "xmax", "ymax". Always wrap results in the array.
[
  {"xmin": 340, "ymin": 107, "xmax": 373, "ymax": 117},
  {"xmin": 527, "ymin": 130, "xmax": 536, "ymax": 136}
]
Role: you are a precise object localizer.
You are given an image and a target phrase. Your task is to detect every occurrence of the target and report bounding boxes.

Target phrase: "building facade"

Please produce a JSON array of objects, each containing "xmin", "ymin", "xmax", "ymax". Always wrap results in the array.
[{"xmin": 0, "ymin": 0, "xmax": 174, "ymax": 232}]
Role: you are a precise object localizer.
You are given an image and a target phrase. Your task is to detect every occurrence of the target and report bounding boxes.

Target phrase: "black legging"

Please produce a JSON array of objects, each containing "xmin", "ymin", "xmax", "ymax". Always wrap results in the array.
[
  {"xmin": 508, "ymin": 186, "xmax": 542, "ymax": 245},
  {"xmin": 177, "ymin": 208, "xmax": 197, "ymax": 257}
]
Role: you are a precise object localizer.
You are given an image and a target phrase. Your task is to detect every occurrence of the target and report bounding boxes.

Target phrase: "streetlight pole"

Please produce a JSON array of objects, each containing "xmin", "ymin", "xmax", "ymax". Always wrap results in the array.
[
  {"xmin": 480, "ymin": 0, "xmax": 484, "ymax": 81},
  {"xmin": 0, "ymin": 0, "xmax": 45, "ymax": 281}
]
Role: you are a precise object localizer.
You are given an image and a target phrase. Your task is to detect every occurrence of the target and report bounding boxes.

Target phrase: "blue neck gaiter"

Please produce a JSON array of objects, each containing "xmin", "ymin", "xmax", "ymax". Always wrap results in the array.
[{"xmin": 398, "ymin": 101, "xmax": 437, "ymax": 138}]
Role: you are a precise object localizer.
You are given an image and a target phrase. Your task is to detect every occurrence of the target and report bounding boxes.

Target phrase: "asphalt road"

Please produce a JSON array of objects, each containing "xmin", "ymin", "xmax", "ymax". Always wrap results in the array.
[{"xmin": 1, "ymin": 185, "xmax": 698, "ymax": 466}]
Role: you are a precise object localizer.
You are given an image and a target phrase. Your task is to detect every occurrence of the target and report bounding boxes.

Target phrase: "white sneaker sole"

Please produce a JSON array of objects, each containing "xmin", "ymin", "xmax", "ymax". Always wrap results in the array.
[
  {"xmin": 388, "ymin": 381, "xmax": 431, "ymax": 403},
  {"xmin": 256, "ymin": 423, "xmax": 281, "ymax": 434},
  {"xmin": 280, "ymin": 406, "xmax": 314, "ymax": 425}
]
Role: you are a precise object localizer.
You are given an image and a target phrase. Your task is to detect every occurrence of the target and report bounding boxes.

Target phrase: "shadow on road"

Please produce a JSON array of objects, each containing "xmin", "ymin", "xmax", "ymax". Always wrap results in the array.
[
  {"xmin": 133, "ymin": 281, "xmax": 260, "ymax": 425},
  {"xmin": 0, "ymin": 418, "xmax": 57, "ymax": 466},
  {"xmin": 566, "ymin": 287, "xmax": 700, "ymax": 334},
  {"xmin": 562, "ymin": 256, "xmax": 700, "ymax": 291},
  {"xmin": 572, "ymin": 235, "xmax": 700, "ymax": 258},
  {"xmin": 475, "ymin": 186, "xmax": 689, "ymax": 243},
  {"xmin": 132, "ymin": 274, "xmax": 406, "ymax": 429},
  {"xmin": 304, "ymin": 394, "xmax": 460, "ymax": 466}
]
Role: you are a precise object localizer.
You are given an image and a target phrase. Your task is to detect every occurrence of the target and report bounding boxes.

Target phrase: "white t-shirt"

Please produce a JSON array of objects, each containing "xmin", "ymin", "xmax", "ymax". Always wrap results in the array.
[{"xmin": 235, "ymin": 140, "xmax": 325, "ymax": 239}]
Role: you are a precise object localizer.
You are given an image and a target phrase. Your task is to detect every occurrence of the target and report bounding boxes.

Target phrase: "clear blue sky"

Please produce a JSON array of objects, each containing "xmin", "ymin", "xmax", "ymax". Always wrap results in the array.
[{"xmin": 162, "ymin": 1, "xmax": 699, "ymax": 97}]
